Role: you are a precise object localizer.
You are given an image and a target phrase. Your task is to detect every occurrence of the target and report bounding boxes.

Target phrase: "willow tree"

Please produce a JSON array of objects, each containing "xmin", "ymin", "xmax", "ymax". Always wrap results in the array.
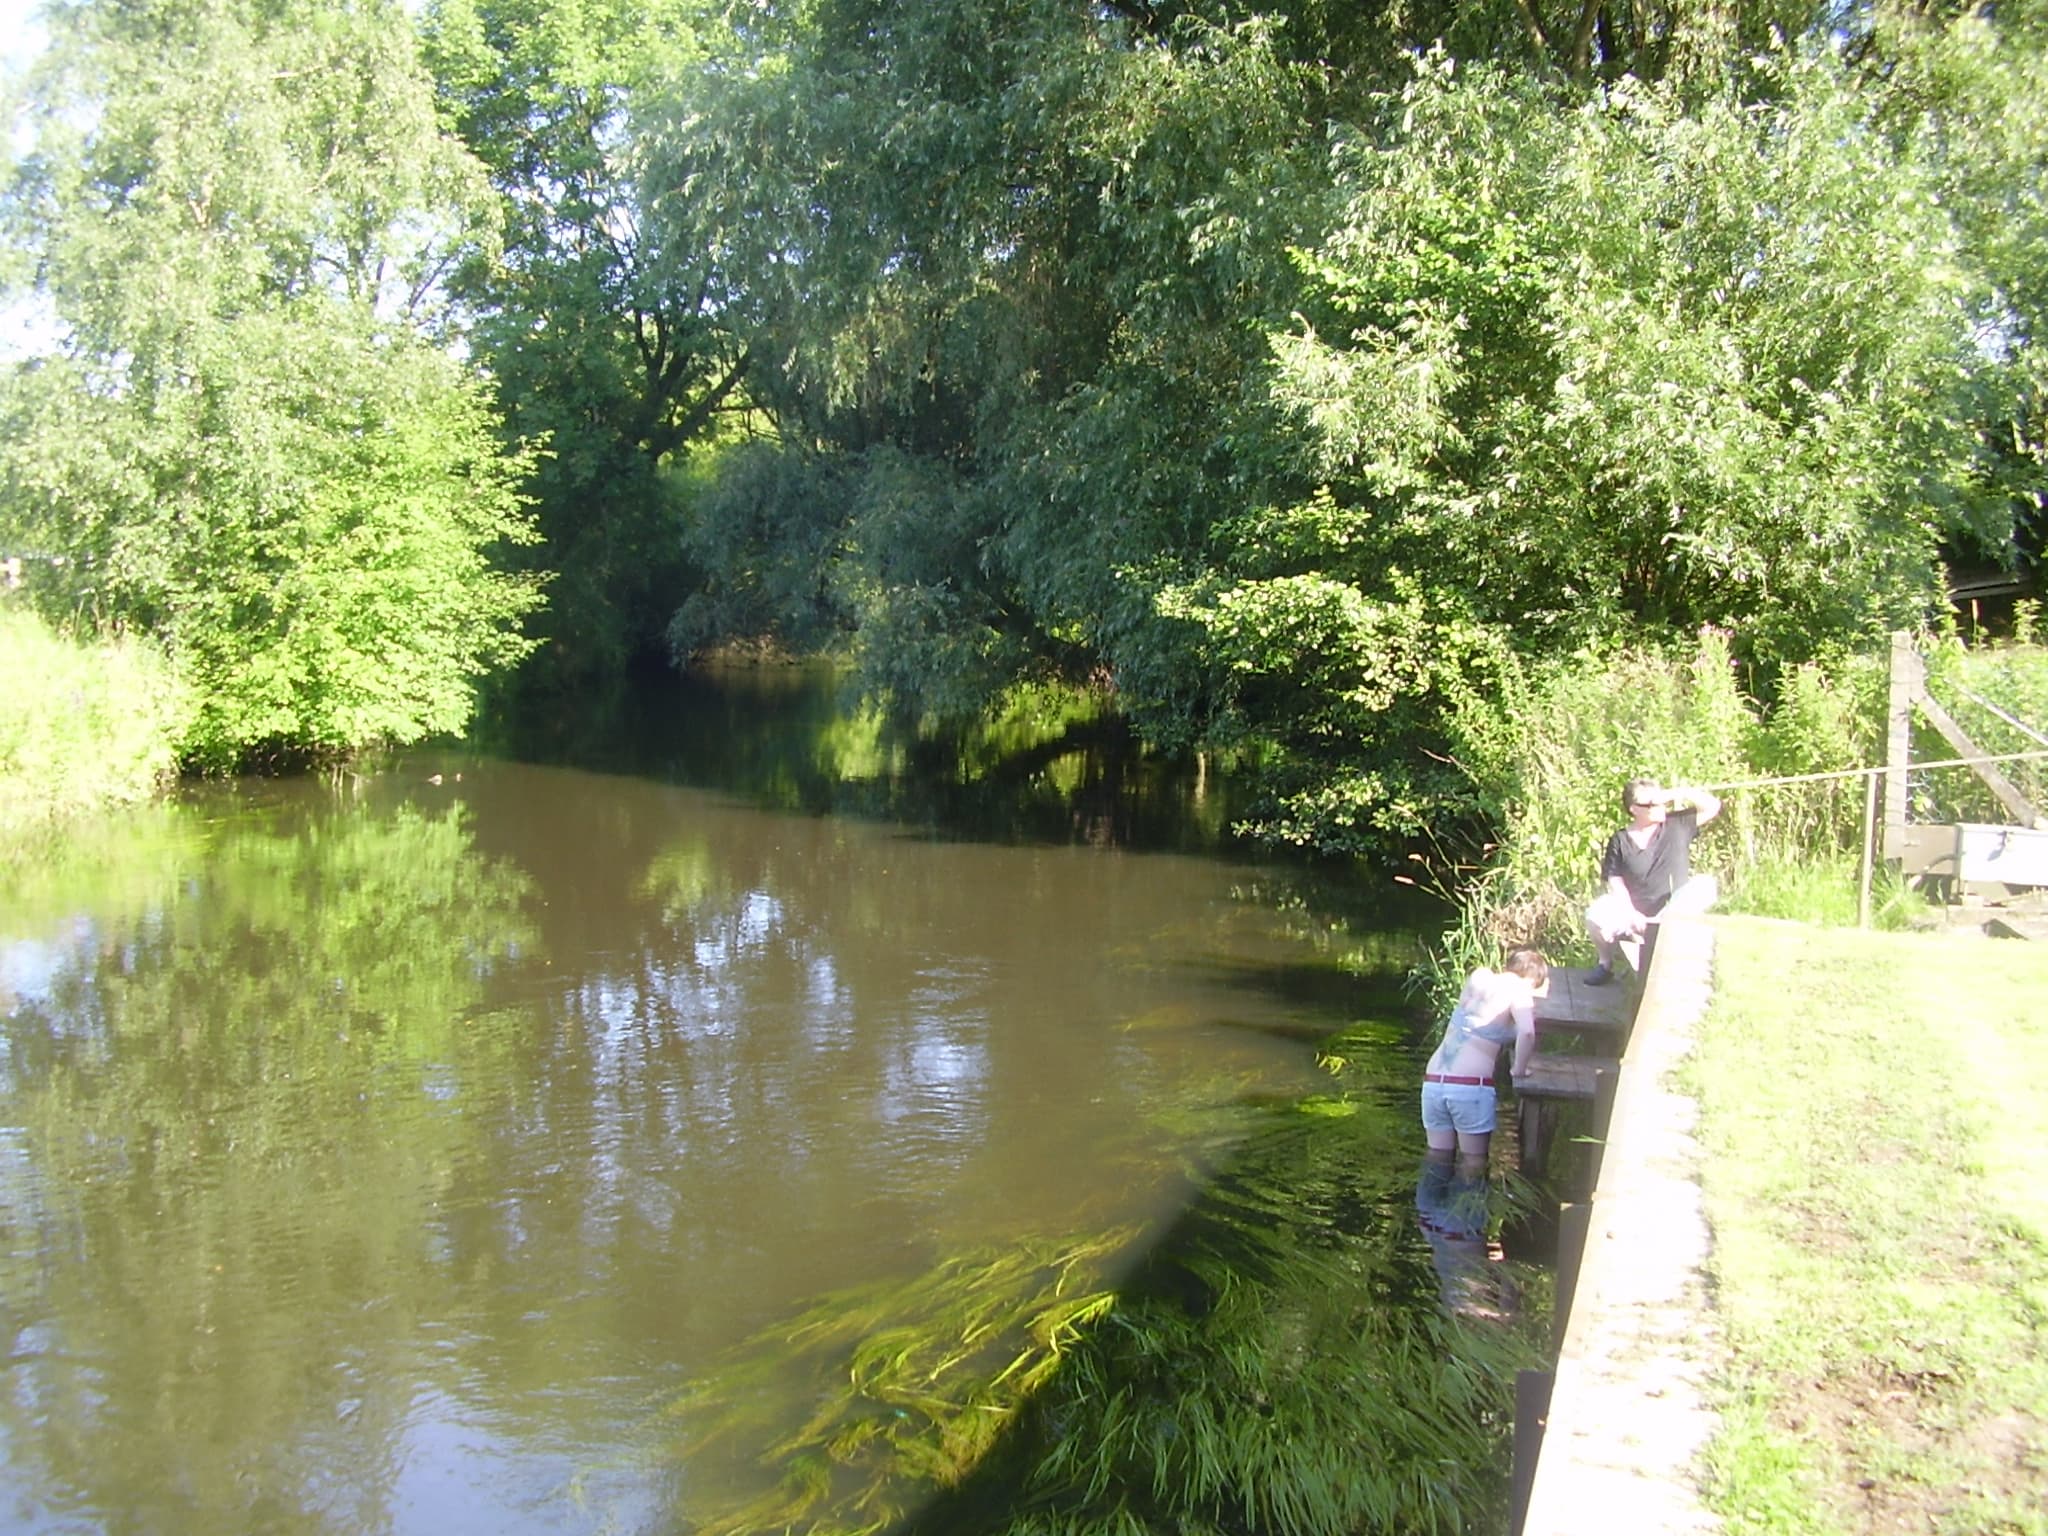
[
  {"xmin": 634, "ymin": 0, "xmax": 2043, "ymax": 852},
  {"xmin": 419, "ymin": 0, "xmax": 763, "ymax": 685},
  {"xmin": 0, "ymin": 0, "xmax": 544, "ymax": 769},
  {"xmin": 641, "ymin": 1, "xmax": 1331, "ymax": 714},
  {"xmin": 1187, "ymin": 37, "xmax": 2032, "ymax": 849}
]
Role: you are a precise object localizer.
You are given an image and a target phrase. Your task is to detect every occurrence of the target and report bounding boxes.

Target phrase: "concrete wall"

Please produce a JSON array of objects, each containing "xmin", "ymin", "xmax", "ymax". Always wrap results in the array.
[{"xmin": 1518, "ymin": 917, "xmax": 1724, "ymax": 1536}]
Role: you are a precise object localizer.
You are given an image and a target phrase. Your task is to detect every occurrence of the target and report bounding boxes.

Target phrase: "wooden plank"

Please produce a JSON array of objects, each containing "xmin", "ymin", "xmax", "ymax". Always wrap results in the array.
[
  {"xmin": 1915, "ymin": 691, "xmax": 2045, "ymax": 828},
  {"xmin": 1899, "ymin": 821, "xmax": 1959, "ymax": 878},
  {"xmin": 1552, "ymin": 1202, "xmax": 1593, "ymax": 1354},
  {"xmin": 1518, "ymin": 1095, "xmax": 1551, "ymax": 1176},
  {"xmin": 1579, "ymin": 1065, "xmax": 1619, "ymax": 1198},
  {"xmin": 1534, "ymin": 967, "xmax": 1633, "ymax": 1038},
  {"xmin": 1513, "ymin": 1054, "xmax": 1620, "ymax": 1102},
  {"xmin": 1511, "ymin": 1369, "xmax": 1554, "ymax": 1536},
  {"xmin": 1955, "ymin": 823, "xmax": 2048, "ymax": 885}
]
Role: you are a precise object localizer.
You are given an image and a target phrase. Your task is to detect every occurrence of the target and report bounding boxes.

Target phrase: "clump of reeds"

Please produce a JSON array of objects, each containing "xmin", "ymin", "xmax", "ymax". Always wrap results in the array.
[{"xmin": 1421, "ymin": 627, "xmax": 1941, "ymax": 1004}]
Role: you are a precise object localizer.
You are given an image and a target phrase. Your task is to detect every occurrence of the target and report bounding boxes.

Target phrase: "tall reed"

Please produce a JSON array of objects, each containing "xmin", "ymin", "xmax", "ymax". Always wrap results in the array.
[
  {"xmin": 1424, "ymin": 629, "xmax": 1907, "ymax": 1000},
  {"xmin": 0, "ymin": 605, "xmax": 188, "ymax": 842}
]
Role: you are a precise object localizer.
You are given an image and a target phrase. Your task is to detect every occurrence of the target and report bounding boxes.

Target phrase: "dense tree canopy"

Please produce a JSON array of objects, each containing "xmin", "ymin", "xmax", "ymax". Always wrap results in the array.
[
  {"xmin": 627, "ymin": 0, "xmax": 2043, "ymax": 848},
  {"xmin": 418, "ymin": 0, "xmax": 761, "ymax": 682},
  {"xmin": 4, "ymin": 0, "xmax": 2042, "ymax": 844},
  {"xmin": 0, "ymin": 0, "xmax": 543, "ymax": 768}
]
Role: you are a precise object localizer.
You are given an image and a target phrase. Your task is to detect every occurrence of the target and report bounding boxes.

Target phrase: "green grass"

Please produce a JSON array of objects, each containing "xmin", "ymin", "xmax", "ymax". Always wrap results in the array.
[
  {"xmin": 1716, "ymin": 854, "xmax": 1922, "ymax": 931},
  {"xmin": 1690, "ymin": 917, "xmax": 2048, "ymax": 1536},
  {"xmin": 0, "ymin": 605, "xmax": 188, "ymax": 842}
]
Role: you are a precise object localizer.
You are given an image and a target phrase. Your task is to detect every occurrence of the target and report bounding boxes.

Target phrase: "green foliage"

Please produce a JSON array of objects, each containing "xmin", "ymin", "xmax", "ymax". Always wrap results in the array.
[
  {"xmin": 1277, "ymin": 49, "xmax": 2002, "ymax": 675},
  {"xmin": 647, "ymin": 1097, "xmax": 1550, "ymax": 1536},
  {"xmin": 1155, "ymin": 570, "xmax": 1517, "ymax": 852},
  {"xmin": 1718, "ymin": 855, "xmax": 1919, "ymax": 930},
  {"xmin": 1919, "ymin": 633, "xmax": 2048, "ymax": 825},
  {"xmin": 632, "ymin": 6, "xmax": 2048, "ymax": 858},
  {"xmin": 1742, "ymin": 656, "xmax": 1889, "ymax": 853},
  {"xmin": 667, "ymin": 441, "xmax": 858, "ymax": 660},
  {"xmin": 1879, "ymin": 12, "xmax": 2048, "ymax": 544},
  {"xmin": 0, "ymin": 605, "xmax": 188, "ymax": 839},
  {"xmin": 1437, "ymin": 629, "xmax": 1755, "ymax": 960},
  {"xmin": 644, "ymin": 4, "xmax": 1330, "ymax": 713},
  {"xmin": 419, "ymin": 0, "xmax": 757, "ymax": 682},
  {"xmin": 0, "ymin": 0, "xmax": 545, "ymax": 770}
]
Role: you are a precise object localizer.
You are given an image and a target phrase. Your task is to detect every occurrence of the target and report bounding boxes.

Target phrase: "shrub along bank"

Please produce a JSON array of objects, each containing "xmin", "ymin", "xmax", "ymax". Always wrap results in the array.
[
  {"xmin": 1421, "ymin": 622, "xmax": 2048, "ymax": 998},
  {"xmin": 0, "ymin": 606, "xmax": 188, "ymax": 842}
]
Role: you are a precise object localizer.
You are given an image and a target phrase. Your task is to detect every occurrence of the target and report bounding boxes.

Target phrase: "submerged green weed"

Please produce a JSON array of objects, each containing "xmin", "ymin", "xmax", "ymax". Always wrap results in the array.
[
  {"xmin": 654, "ymin": 1230, "xmax": 1136, "ymax": 1535},
  {"xmin": 648, "ymin": 1101, "xmax": 1551, "ymax": 1536}
]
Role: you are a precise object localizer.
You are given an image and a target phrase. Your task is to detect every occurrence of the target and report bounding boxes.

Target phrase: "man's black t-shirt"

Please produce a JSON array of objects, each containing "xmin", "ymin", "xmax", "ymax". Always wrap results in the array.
[{"xmin": 1599, "ymin": 807, "xmax": 1700, "ymax": 916}]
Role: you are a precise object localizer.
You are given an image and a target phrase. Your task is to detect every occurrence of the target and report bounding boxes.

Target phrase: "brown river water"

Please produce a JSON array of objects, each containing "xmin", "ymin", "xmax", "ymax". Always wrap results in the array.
[{"xmin": 0, "ymin": 666, "xmax": 1443, "ymax": 1534}]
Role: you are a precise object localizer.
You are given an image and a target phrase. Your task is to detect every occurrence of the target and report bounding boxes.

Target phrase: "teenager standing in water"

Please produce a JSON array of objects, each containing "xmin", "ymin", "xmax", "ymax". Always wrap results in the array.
[{"xmin": 1420, "ymin": 947, "xmax": 1549, "ymax": 1173}]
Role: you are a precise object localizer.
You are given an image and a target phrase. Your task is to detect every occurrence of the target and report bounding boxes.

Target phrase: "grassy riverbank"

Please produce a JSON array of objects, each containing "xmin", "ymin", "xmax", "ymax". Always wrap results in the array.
[{"xmin": 1691, "ymin": 916, "xmax": 2048, "ymax": 1536}]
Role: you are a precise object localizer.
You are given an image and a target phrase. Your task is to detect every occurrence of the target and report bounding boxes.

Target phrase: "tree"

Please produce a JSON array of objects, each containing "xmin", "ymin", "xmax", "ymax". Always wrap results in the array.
[
  {"xmin": 640, "ymin": 2, "xmax": 1330, "ymax": 717},
  {"xmin": 0, "ymin": 0, "xmax": 544, "ymax": 769},
  {"xmin": 1184, "ymin": 46, "xmax": 2016, "ymax": 847},
  {"xmin": 419, "ymin": 0, "xmax": 760, "ymax": 682}
]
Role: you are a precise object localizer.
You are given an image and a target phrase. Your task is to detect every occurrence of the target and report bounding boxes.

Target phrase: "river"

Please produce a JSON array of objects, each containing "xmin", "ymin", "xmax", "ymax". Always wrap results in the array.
[{"xmin": 0, "ymin": 665, "xmax": 1497, "ymax": 1536}]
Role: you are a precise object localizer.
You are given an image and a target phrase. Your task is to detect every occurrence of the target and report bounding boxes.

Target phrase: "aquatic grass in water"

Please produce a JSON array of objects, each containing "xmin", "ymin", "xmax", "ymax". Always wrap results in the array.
[
  {"xmin": 652, "ymin": 1230, "xmax": 1137, "ymax": 1535},
  {"xmin": 647, "ymin": 1096, "xmax": 1551, "ymax": 1536},
  {"xmin": 988, "ymin": 1109, "xmax": 1551, "ymax": 1536}
]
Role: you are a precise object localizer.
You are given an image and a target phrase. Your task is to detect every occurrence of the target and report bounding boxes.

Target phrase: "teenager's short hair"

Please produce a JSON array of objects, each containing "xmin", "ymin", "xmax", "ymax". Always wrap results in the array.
[
  {"xmin": 1503, "ymin": 947, "xmax": 1549, "ymax": 987},
  {"xmin": 1623, "ymin": 776, "xmax": 1663, "ymax": 814}
]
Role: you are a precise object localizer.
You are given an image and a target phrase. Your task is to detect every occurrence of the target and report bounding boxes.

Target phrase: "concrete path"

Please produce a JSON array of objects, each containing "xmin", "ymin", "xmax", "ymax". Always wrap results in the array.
[{"xmin": 1518, "ymin": 916, "xmax": 1724, "ymax": 1536}]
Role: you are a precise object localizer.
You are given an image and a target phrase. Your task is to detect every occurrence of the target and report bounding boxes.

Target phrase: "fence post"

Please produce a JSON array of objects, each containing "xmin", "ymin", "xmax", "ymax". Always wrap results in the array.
[{"xmin": 1883, "ymin": 632, "xmax": 1916, "ymax": 863}]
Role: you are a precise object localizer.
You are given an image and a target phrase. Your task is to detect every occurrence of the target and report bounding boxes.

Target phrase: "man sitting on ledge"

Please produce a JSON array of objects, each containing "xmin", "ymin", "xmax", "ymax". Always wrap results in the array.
[{"xmin": 1585, "ymin": 776, "xmax": 1721, "ymax": 986}]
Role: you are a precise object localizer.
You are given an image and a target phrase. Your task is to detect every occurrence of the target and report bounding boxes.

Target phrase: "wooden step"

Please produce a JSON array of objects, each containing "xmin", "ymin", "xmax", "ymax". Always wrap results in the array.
[
  {"xmin": 1512, "ymin": 1054, "xmax": 1619, "ymax": 1102},
  {"xmin": 1535, "ymin": 967, "xmax": 1635, "ymax": 1038}
]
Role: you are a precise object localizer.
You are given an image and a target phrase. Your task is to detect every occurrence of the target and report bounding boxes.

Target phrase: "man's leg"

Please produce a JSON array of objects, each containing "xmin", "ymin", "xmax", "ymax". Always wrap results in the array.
[{"xmin": 1585, "ymin": 891, "xmax": 1638, "ymax": 983}]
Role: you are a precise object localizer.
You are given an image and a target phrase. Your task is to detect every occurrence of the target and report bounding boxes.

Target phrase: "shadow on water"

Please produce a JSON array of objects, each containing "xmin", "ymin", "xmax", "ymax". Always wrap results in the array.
[
  {"xmin": 476, "ymin": 659, "xmax": 1269, "ymax": 858},
  {"xmin": 642, "ymin": 1079, "xmax": 1555, "ymax": 1536}
]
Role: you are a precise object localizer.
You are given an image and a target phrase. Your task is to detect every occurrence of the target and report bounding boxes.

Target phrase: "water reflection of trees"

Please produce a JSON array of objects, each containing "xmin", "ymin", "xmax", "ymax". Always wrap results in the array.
[
  {"xmin": 0, "ymin": 754, "xmax": 1420, "ymax": 1534},
  {"xmin": 0, "ymin": 793, "xmax": 538, "ymax": 1533},
  {"xmin": 488, "ymin": 661, "xmax": 1243, "ymax": 851}
]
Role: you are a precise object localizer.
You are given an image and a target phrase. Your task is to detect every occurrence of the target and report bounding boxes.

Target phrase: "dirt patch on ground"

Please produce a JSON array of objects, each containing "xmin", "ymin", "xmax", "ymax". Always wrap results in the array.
[{"xmin": 1771, "ymin": 1362, "xmax": 2047, "ymax": 1536}]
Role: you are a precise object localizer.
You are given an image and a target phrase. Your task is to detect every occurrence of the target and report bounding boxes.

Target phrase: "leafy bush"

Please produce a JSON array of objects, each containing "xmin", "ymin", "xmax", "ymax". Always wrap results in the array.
[
  {"xmin": 1919, "ymin": 627, "xmax": 2048, "ymax": 826},
  {"xmin": 1427, "ymin": 630, "xmax": 1916, "ymax": 999},
  {"xmin": 0, "ymin": 0, "xmax": 545, "ymax": 772},
  {"xmin": 0, "ymin": 605, "xmax": 187, "ymax": 838},
  {"xmin": 1440, "ymin": 630, "xmax": 1752, "ymax": 957}
]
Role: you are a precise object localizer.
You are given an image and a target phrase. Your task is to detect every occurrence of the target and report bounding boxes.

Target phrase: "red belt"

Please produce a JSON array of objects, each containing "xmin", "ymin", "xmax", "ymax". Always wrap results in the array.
[{"xmin": 1424, "ymin": 1073, "xmax": 1494, "ymax": 1087}]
